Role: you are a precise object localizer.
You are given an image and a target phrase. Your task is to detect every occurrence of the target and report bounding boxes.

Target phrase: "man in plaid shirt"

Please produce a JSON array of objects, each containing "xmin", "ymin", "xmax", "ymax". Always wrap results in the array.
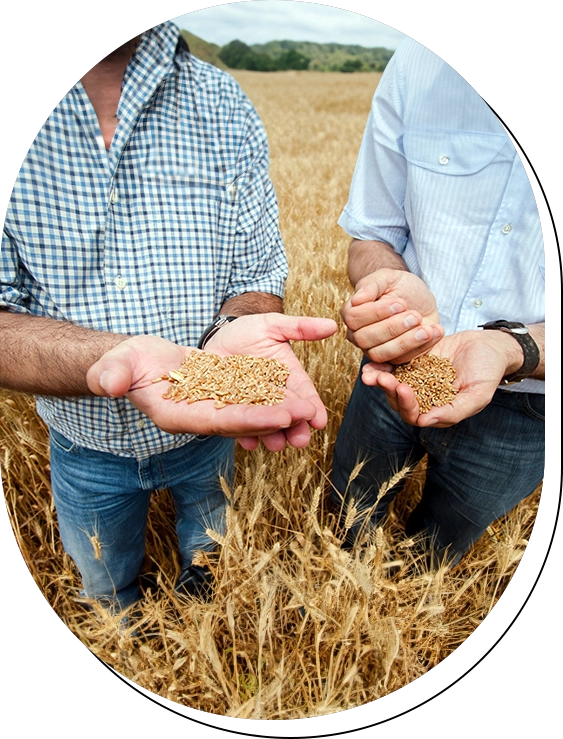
[{"xmin": 0, "ymin": 22, "xmax": 336, "ymax": 610}]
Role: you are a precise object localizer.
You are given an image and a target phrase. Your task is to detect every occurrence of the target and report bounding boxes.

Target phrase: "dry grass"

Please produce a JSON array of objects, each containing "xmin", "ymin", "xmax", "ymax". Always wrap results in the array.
[{"xmin": 0, "ymin": 70, "xmax": 541, "ymax": 719}]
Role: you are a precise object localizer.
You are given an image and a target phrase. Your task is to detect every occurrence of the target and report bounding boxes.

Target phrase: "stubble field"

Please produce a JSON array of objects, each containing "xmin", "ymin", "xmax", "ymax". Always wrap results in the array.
[{"xmin": 0, "ymin": 70, "xmax": 541, "ymax": 719}]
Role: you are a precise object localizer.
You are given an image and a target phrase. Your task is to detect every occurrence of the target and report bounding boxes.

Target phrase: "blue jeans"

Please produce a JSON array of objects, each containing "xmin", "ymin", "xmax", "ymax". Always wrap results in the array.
[
  {"xmin": 331, "ymin": 369, "xmax": 545, "ymax": 565},
  {"xmin": 49, "ymin": 429, "xmax": 234, "ymax": 610}
]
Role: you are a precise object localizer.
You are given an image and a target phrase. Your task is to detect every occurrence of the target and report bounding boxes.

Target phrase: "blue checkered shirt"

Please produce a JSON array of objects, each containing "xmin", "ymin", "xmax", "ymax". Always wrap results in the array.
[{"xmin": 1, "ymin": 22, "xmax": 288, "ymax": 459}]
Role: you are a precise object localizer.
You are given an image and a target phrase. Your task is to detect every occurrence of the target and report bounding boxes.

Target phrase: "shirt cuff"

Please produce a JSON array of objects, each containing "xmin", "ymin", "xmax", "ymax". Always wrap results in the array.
[{"xmin": 338, "ymin": 208, "xmax": 409, "ymax": 254}]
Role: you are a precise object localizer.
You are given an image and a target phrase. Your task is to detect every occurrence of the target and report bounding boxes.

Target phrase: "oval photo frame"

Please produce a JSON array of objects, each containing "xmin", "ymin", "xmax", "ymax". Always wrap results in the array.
[{"xmin": 0, "ymin": 0, "xmax": 539, "ymax": 720}]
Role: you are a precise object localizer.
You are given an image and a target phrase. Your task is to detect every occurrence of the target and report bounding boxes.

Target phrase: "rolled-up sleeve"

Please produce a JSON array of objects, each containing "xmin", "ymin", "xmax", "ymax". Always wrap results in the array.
[
  {"xmin": 338, "ymin": 52, "xmax": 410, "ymax": 254},
  {"xmin": 0, "ymin": 229, "xmax": 31, "ymax": 313}
]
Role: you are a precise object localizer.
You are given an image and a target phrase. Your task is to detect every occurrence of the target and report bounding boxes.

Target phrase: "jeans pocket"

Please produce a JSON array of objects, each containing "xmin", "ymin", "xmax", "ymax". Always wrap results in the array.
[
  {"xmin": 519, "ymin": 393, "xmax": 545, "ymax": 422},
  {"xmin": 49, "ymin": 428, "xmax": 78, "ymax": 453}
]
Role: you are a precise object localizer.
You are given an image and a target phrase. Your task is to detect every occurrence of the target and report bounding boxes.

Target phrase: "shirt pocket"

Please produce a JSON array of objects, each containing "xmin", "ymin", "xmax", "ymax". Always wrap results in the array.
[
  {"xmin": 401, "ymin": 128, "xmax": 516, "ymax": 238},
  {"xmin": 131, "ymin": 165, "xmax": 243, "ymax": 341},
  {"xmin": 403, "ymin": 129, "xmax": 511, "ymax": 175}
]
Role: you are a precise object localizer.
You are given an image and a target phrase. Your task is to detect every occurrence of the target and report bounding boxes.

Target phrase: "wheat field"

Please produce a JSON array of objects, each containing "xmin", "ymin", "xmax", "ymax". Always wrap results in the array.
[{"xmin": 0, "ymin": 70, "xmax": 541, "ymax": 720}]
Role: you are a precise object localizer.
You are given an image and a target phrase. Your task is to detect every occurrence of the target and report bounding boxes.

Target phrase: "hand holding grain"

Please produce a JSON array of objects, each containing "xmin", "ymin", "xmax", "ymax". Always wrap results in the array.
[
  {"xmin": 341, "ymin": 268, "xmax": 444, "ymax": 364},
  {"xmin": 86, "ymin": 314, "xmax": 337, "ymax": 451},
  {"xmin": 201, "ymin": 313, "xmax": 338, "ymax": 450},
  {"xmin": 361, "ymin": 330, "xmax": 516, "ymax": 427}
]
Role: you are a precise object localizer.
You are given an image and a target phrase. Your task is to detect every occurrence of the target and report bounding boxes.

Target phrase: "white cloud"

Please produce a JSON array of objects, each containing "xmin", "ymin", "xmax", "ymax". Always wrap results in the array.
[{"xmin": 173, "ymin": 0, "xmax": 405, "ymax": 48}]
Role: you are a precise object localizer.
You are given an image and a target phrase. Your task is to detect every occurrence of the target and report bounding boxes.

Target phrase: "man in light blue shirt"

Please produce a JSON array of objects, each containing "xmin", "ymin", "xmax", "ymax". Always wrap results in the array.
[{"xmin": 332, "ymin": 37, "xmax": 545, "ymax": 565}]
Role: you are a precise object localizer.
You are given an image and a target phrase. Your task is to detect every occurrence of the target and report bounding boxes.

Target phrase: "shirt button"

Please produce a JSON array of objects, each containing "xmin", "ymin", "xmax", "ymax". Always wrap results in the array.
[
  {"xmin": 473, "ymin": 299, "xmax": 483, "ymax": 308},
  {"xmin": 110, "ymin": 187, "xmax": 119, "ymax": 204},
  {"xmin": 439, "ymin": 155, "xmax": 449, "ymax": 165},
  {"xmin": 502, "ymin": 223, "xmax": 512, "ymax": 234},
  {"xmin": 136, "ymin": 419, "xmax": 146, "ymax": 430},
  {"xmin": 114, "ymin": 276, "xmax": 127, "ymax": 290}
]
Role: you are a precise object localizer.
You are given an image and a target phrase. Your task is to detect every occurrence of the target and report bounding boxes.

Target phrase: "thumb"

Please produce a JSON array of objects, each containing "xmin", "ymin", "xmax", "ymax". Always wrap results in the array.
[
  {"xmin": 350, "ymin": 272, "xmax": 395, "ymax": 306},
  {"xmin": 87, "ymin": 354, "xmax": 134, "ymax": 398}
]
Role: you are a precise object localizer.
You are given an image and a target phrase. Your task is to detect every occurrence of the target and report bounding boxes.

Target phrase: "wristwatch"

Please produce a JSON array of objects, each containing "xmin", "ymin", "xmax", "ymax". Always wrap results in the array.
[
  {"xmin": 197, "ymin": 314, "xmax": 239, "ymax": 350},
  {"xmin": 479, "ymin": 320, "xmax": 540, "ymax": 384}
]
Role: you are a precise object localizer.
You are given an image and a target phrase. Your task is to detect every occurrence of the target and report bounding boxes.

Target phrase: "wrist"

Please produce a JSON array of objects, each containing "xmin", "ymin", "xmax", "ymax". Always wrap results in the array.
[
  {"xmin": 348, "ymin": 240, "xmax": 409, "ymax": 287},
  {"xmin": 197, "ymin": 315, "xmax": 239, "ymax": 350},
  {"xmin": 479, "ymin": 320, "xmax": 540, "ymax": 384}
]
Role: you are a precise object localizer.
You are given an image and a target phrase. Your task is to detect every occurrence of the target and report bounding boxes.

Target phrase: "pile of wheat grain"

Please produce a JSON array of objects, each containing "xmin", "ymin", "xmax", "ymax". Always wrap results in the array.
[
  {"xmin": 393, "ymin": 355, "xmax": 458, "ymax": 412},
  {"xmin": 157, "ymin": 352, "xmax": 289, "ymax": 408},
  {"xmin": 0, "ymin": 70, "xmax": 541, "ymax": 719}
]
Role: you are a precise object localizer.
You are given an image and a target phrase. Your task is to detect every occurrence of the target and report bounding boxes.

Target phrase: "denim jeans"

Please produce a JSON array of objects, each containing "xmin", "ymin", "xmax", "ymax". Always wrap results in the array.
[
  {"xmin": 331, "ymin": 369, "xmax": 545, "ymax": 565},
  {"xmin": 49, "ymin": 429, "xmax": 235, "ymax": 610}
]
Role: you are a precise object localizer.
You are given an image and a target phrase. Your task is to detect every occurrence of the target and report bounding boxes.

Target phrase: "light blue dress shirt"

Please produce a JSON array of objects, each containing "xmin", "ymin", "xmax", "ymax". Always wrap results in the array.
[{"xmin": 339, "ymin": 38, "xmax": 544, "ymax": 394}]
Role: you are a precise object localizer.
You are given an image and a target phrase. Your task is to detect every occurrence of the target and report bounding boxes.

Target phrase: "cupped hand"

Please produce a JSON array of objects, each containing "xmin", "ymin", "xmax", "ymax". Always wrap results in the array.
[
  {"xmin": 204, "ymin": 313, "xmax": 338, "ymax": 449},
  {"xmin": 361, "ymin": 330, "xmax": 517, "ymax": 427},
  {"xmin": 341, "ymin": 268, "xmax": 443, "ymax": 364},
  {"xmin": 86, "ymin": 314, "xmax": 338, "ymax": 451}
]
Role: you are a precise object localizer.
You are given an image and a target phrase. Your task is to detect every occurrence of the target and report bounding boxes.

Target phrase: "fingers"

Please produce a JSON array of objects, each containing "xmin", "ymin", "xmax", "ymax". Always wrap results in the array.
[
  {"xmin": 206, "ymin": 403, "xmax": 295, "ymax": 439},
  {"xmin": 341, "ymin": 296, "xmax": 408, "ymax": 332},
  {"xmin": 283, "ymin": 420, "xmax": 313, "ymax": 448},
  {"xmin": 417, "ymin": 391, "xmax": 490, "ymax": 428},
  {"xmin": 259, "ymin": 430, "xmax": 292, "ymax": 453},
  {"xmin": 360, "ymin": 361, "xmax": 394, "ymax": 385},
  {"xmin": 87, "ymin": 353, "xmax": 134, "ymax": 397},
  {"xmin": 237, "ymin": 436, "xmax": 261, "ymax": 451},
  {"xmin": 353, "ymin": 320, "xmax": 444, "ymax": 364},
  {"xmin": 237, "ymin": 420, "xmax": 313, "ymax": 453},
  {"xmin": 366, "ymin": 367, "xmax": 484, "ymax": 429},
  {"xmin": 362, "ymin": 368, "xmax": 430, "ymax": 426},
  {"xmin": 265, "ymin": 314, "xmax": 338, "ymax": 343},
  {"xmin": 392, "ymin": 383, "xmax": 424, "ymax": 424},
  {"xmin": 284, "ymin": 367, "xmax": 328, "ymax": 430},
  {"xmin": 342, "ymin": 290, "xmax": 444, "ymax": 364},
  {"xmin": 350, "ymin": 269, "xmax": 398, "ymax": 306}
]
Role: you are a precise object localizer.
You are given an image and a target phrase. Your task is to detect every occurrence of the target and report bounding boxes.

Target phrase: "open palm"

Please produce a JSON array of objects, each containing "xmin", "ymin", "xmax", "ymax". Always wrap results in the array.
[
  {"xmin": 86, "ymin": 314, "xmax": 337, "ymax": 450},
  {"xmin": 362, "ymin": 330, "xmax": 511, "ymax": 427}
]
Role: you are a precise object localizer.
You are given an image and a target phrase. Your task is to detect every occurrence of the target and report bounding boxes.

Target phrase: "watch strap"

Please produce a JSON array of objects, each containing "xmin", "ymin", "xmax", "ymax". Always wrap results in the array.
[
  {"xmin": 479, "ymin": 320, "xmax": 540, "ymax": 384},
  {"xmin": 197, "ymin": 315, "xmax": 239, "ymax": 350}
]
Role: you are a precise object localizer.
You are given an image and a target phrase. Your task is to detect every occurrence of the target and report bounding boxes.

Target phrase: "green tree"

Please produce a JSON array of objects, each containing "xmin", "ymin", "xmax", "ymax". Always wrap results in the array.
[
  {"xmin": 242, "ymin": 52, "xmax": 278, "ymax": 71},
  {"xmin": 276, "ymin": 49, "xmax": 310, "ymax": 70},
  {"xmin": 218, "ymin": 39, "xmax": 253, "ymax": 68},
  {"xmin": 340, "ymin": 58, "xmax": 363, "ymax": 73}
]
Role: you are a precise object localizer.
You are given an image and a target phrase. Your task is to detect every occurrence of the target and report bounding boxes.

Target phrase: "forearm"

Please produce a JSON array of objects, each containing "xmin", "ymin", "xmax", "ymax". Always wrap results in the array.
[
  {"xmin": 0, "ymin": 311, "xmax": 128, "ymax": 395},
  {"xmin": 220, "ymin": 291, "xmax": 284, "ymax": 316},
  {"xmin": 347, "ymin": 238, "xmax": 409, "ymax": 287}
]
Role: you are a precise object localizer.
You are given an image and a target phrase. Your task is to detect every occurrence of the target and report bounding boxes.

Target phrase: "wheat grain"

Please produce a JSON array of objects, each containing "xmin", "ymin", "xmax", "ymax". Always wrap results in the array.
[
  {"xmin": 159, "ymin": 351, "xmax": 289, "ymax": 407},
  {"xmin": 392, "ymin": 355, "xmax": 458, "ymax": 413}
]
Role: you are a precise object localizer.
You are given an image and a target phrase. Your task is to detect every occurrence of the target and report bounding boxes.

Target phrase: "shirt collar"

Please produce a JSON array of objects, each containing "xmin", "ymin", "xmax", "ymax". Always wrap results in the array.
[{"xmin": 109, "ymin": 22, "xmax": 182, "ymax": 169}]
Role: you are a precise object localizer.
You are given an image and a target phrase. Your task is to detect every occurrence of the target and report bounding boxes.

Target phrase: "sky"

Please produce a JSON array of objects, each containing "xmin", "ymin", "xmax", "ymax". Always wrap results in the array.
[{"xmin": 173, "ymin": 1, "xmax": 406, "ymax": 49}]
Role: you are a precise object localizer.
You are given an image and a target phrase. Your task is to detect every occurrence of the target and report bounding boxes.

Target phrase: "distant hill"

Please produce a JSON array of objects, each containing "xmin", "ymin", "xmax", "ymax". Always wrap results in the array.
[
  {"xmin": 178, "ymin": 29, "xmax": 394, "ymax": 73},
  {"xmin": 250, "ymin": 40, "xmax": 394, "ymax": 72},
  {"xmin": 180, "ymin": 30, "xmax": 227, "ymax": 69}
]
